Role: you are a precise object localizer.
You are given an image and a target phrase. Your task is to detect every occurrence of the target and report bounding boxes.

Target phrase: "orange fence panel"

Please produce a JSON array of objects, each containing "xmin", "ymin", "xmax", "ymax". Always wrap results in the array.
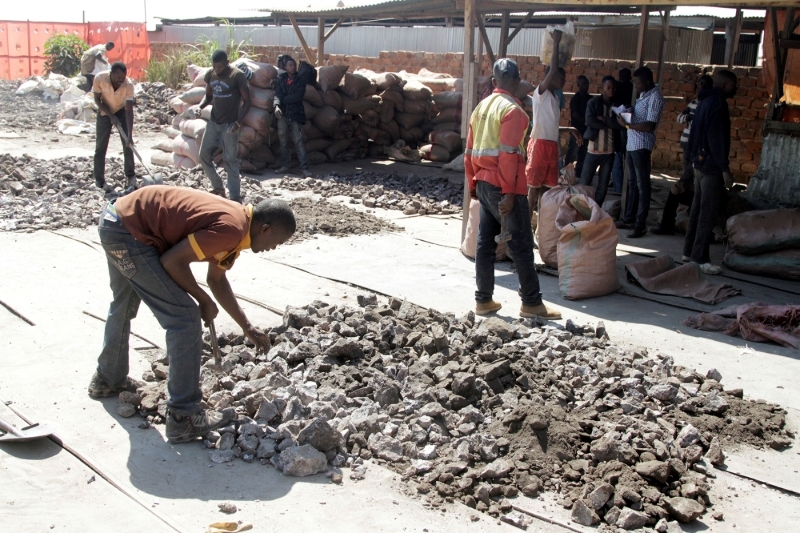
[{"xmin": 0, "ymin": 20, "xmax": 149, "ymax": 81}]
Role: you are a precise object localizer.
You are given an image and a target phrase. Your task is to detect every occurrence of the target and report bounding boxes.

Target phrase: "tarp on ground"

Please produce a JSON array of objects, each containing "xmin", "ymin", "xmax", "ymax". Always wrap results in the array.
[{"xmin": 625, "ymin": 255, "xmax": 741, "ymax": 305}]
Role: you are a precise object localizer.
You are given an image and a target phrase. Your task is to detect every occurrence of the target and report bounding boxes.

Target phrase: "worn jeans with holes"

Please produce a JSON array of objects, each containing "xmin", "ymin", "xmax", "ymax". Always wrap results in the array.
[
  {"xmin": 200, "ymin": 120, "xmax": 241, "ymax": 201},
  {"xmin": 580, "ymin": 152, "xmax": 615, "ymax": 207},
  {"xmin": 622, "ymin": 149, "xmax": 653, "ymax": 230},
  {"xmin": 94, "ymin": 109, "xmax": 135, "ymax": 187},
  {"xmin": 97, "ymin": 209, "xmax": 203, "ymax": 415},
  {"xmin": 475, "ymin": 181, "xmax": 542, "ymax": 306},
  {"xmin": 277, "ymin": 116, "xmax": 309, "ymax": 170},
  {"xmin": 683, "ymin": 168, "xmax": 725, "ymax": 264}
]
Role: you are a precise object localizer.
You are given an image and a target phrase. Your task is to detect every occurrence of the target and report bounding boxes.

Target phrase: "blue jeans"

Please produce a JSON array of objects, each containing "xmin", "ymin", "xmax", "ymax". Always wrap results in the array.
[
  {"xmin": 580, "ymin": 152, "xmax": 615, "ymax": 207},
  {"xmin": 97, "ymin": 205, "xmax": 203, "ymax": 416},
  {"xmin": 611, "ymin": 151, "xmax": 624, "ymax": 193},
  {"xmin": 200, "ymin": 120, "xmax": 241, "ymax": 201},
  {"xmin": 623, "ymin": 149, "xmax": 652, "ymax": 230},
  {"xmin": 475, "ymin": 181, "xmax": 542, "ymax": 306},
  {"xmin": 277, "ymin": 116, "xmax": 309, "ymax": 170}
]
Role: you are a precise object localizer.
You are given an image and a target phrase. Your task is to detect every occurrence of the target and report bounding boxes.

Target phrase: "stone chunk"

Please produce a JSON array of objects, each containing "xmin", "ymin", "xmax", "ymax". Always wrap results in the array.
[
  {"xmin": 476, "ymin": 359, "xmax": 511, "ymax": 381},
  {"xmin": 664, "ymin": 497, "xmax": 704, "ymax": 523},
  {"xmin": 571, "ymin": 499, "xmax": 600, "ymax": 526},
  {"xmin": 616, "ymin": 507, "xmax": 649, "ymax": 530},
  {"xmin": 480, "ymin": 458, "xmax": 513, "ymax": 479},
  {"xmin": 298, "ymin": 416, "xmax": 344, "ymax": 452},
  {"xmin": 367, "ymin": 433, "xmax": 403, "ymax": 462},
  {"xmin": 635, "ymin": 460, "xmax": 670, "ymax": 484},
  {"xmin": 209, "ymin": 450, "xmax": 234, "ymax": 464},
  {"xmin": 480, "ymin": 317, "xmax": 514, "ymax": 341},
  {"xmin": 706, "ymin": 368, "xmax": 722, "ymax": 381},
  {"xmin": 357, "ymin": 294, "xmax": 378, "ymax": 307},
  {"xmin": 278, "ymin": 444, "xmax": 328, "ymax": 477},
  {"xmin": 587, "ymin": 483, "xmax": 614, "ymax": 510},
  {"xmin": 676, "ymin": 424, "xmax": 701, "ymax": 448},
  {"xmin": 116, "ymin": 402, "xmax": 136, "ymax": 418}
]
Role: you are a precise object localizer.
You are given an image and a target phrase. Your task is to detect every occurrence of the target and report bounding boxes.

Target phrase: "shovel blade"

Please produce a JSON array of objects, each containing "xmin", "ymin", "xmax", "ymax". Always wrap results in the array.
[{"xmin": 0, "ymin": 423, "xmax": 56, "ymax": 442}]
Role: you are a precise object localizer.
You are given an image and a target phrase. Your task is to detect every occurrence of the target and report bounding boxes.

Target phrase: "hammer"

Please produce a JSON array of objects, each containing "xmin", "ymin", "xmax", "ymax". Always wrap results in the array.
[
  {"xmin": 207, "ymin": 320, "xmax": 223, "ymax": 372},
  {"xmin": 495, "ymin": 215, "xmax": 512, "ymax": 244}
]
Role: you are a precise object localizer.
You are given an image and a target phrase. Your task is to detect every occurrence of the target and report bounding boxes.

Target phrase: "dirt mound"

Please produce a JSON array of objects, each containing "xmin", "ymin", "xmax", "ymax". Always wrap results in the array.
[{"xmin": 0, "ymin": 80, "xmax": 60, "ymax": 132}]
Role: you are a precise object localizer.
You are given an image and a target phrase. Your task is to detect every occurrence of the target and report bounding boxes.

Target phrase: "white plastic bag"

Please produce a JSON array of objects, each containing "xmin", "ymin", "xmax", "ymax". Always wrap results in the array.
[
  {"xmin": 541, "ymin": 21, "xmax": 577, "ymax": 65},
  {"xmin": 57, "ymin": 119, "xmax": 95, "ymax": 135},
  {"xmin": 15, "ymin": 78, "xmax": 42, "ymax": 95}
]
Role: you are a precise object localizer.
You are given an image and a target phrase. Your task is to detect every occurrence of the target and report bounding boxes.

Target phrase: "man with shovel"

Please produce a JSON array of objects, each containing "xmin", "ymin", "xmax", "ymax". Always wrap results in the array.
[
  {"xmin": 88, "ymin": 186, "xmax": 296, "ymax": 444},
  {"xmin": 93, "ymin": 61, "xmax": 136, "ymax": 193},
  {"xmin": 465, "ymin": 58, "xmax": 562, "ymax": 321}
]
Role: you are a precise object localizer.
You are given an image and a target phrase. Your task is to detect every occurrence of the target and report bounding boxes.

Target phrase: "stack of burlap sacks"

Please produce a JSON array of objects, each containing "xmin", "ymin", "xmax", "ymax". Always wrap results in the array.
[
  {"xmin": 723, "ymin": 208, "xmax": 800, "ymax": 280},
  {"xmin": 150, "ymin": 62, "xmax": 480, "ymax": 171}
]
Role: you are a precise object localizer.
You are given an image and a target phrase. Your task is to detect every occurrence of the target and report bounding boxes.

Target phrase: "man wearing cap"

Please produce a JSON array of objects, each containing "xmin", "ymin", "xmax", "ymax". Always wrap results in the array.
[
  {"xmin": 465, "ymin": 58, "xmax": 562, "ymax": 321},
  {"xmin": 526, "ymin": 30, "xmax": 583, "ymax": 215}
]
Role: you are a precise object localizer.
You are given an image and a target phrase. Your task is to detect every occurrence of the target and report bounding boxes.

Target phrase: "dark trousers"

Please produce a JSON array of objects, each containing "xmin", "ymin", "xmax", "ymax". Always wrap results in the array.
[
  {"xmin": 84, "ymin": 73, "xmax": 95, "ymax": 92},
  {"xmin": 475, "ymin": 181, "xmax": 542, "ymax": 306},
  {"xmin": 580, "ymin": 152, "xmax": 615, "ymax": 207},
  {"xmin": 622, "ymin": 149, "xmax": 652, "ymax": 230},
  {"xmin": 658, "ymin": 148, "xmax": 695, "ymax": 231},
  {"xmin": 94, "ymin": 109, "xmax": 135, "ymax": 187},
  {"xmin": 683, "ymin": 169, "xmax": 725, "ymax": 264},
  {"xmin": 566, "ymin": 134, "xmax": 588, "ymax": 178}
]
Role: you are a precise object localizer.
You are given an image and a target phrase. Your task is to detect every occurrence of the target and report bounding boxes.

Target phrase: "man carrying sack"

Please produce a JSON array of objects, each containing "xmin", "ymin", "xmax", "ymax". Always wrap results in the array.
[
  {"xmin": 89, "ymin": 186, "xmax": 296, "ymax": 444},
  {"xmin": 465, "ymin": 58, "xmax": 562, "ymax": 321}
]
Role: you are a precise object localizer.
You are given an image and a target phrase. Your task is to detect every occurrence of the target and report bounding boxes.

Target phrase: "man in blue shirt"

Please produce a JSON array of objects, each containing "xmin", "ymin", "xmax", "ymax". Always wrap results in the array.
[
  {"xmin": 615, "ymin": 67, "xmax": 665, "ymax": 238},
  {"xmin": 682, "ymin": 70, "xmax": 738, "ymax": 275}
]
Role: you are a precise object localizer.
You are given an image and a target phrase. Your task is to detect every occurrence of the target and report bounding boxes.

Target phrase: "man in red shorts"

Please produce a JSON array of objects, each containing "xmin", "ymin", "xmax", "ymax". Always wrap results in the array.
[{"xmin": 526, "ymin": 30, "xmax": 583, "ymax": 214}]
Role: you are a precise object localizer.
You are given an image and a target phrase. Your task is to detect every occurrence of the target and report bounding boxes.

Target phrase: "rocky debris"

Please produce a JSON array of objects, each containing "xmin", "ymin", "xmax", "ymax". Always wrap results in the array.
[
  {"xmin": 280, "ymin": 196, "xmax": 399, "ymax": 245},
  {"xmin": 134, "ymin": 83, "xmax": 178, "ymax": 130},
  {"xmin": 217, "ymin": 501, "xmax": 237, "ymax": 514},
  {"xmin": 127, "ymin": 299, "xmax": 791, "ymax": 530},
  {"xmin": 0, "ymin": 80, "xmax": 60, "ymax": 132},
  {"xmin": 278, "ymin": 172, "xmax": 462, "ymax": 216}
]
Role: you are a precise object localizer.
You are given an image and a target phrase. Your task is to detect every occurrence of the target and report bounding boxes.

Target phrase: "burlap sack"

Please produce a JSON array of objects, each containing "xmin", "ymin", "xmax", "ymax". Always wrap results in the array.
[
  {"xmin": 433, "ymin": 91, "xmax": 462, "ymax": 109},
  {"xmin": 172, "ymin": 134, "xmax": 201, "ymax": 165},
  {"xmin": 538, "ymin": 185, "xmax": 595, "ymax": 268},
  {"xmin": 341, "ymin": 73, "xmax": 373, "ymax": 99},
  {"xmin": 395, "ymin": 112, "xmax": 426, "ymax": 129},
  {"xmin": 162, "ymin": 127, "xmax": 181, "ymax": 139},
  {"xmin": 419, "ymin": 144, "xmax": 451, "ymax": 162},
  {"xmin": 556, "ymin": 194, "xmax": 620, "ymax": 299},
  {"xmin": 250, "ymin": 87, "xmax": 275, "ymax": 110},
  {"xmin": 312, "ymin": 106, "xmax": 340, "ymax": 136},
  {"xmin": 242, "ymin": 107, "xmax": 272, "ymax": 136},
  {"xmin": 321, "ymin": 89, "xmax": 343, "ymax": 111},
  {"xmin": 460, "ymin": 199, "xmax": 508, "ymax": 261},
  {"xmin": 303, "ymin": 85, "xmax": 324, "ymax": 107},
  {"xmin": 429, "ymin": 130, "xmax": 462, "ymax": 153},
  {"xmin": 726, "ymin": 208, "xmax": 800, "ymax": 255},
  {"xmin": 318, "ymin": 65, "xmax": 349, "ymax": 92},
  {"xmin": 179, "ymin": 87, "xmax": 206, "ymax": 105},
  {"xmin": 180, "ymin": 119, "xmax": 206, "ymax": 140}
]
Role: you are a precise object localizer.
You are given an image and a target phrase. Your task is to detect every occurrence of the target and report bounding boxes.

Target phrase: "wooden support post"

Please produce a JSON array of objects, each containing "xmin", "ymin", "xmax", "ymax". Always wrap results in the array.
[
  {"xmin": 317, "ymin": 17, "xmax": 325, "ymax": 67},
  {"xmin": 476, "ymin": 14, "xmax": 495, "ymax": 65},
  {"xmin": 499, "ymin": 10, "xmax": 510, "ymax": 58},
  {"xmin": 507, "ymin": 11, "xmax": 534, "ymax": 46},
  {"xmin": 288, "ymin": 14, "xmax": 316, "ymax": 65},
  {"xmin": 635, "ymin": 6, "xmax": 649, "ymax": 71},
  {"xmin": 461, "ymin": 0, "xmax": 477, "ymax": 243},
  {"xmin": 656, "ymin": 10, "xmax": 670, "ymax": 86},
  {"xmin": 325, "ymin": 17, "xmax": 345, "ymax": 41},
  {"xmin": 727, "ymin": 8, "xmax": 743, "ymax": 67}
]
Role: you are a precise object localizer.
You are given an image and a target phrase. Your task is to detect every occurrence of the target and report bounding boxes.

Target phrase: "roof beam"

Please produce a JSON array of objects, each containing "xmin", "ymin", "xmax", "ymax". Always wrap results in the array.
[
  {"xmin": 324, "ymin": 17, "xmax": 346, "ymax": 41},
  {"xmin": 506, "ymin": 11, "xmax": 534, "ymax": 45},
  {"xmin": 288, "ymin": 13, "xmax": 317, "ymax": 66},
  {"xmin": 476, "ymin": 14, "xmax": 496, "ymax": 64}
]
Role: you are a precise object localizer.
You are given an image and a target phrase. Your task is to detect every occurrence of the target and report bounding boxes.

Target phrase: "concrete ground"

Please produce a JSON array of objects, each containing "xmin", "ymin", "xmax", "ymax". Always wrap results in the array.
[{"xmin": 1, "ymin": 131, "xmax": 798, "ymax": 533}]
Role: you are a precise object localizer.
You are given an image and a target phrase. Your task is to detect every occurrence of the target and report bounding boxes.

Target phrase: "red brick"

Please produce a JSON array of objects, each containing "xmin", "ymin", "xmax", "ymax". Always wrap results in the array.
[
  {"xmin": 741, "ymin": 162, "xmax": 758, "ymax": 173},
  {"xmin": 737, "ymin": 150, "xmax": 753, "ymax": 161}
]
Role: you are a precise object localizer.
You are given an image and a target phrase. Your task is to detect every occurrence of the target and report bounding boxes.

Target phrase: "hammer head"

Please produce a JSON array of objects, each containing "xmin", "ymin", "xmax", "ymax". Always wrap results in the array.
[{"xmin": 495, "ymin": 232, "xmax": 512, "ymax": 244}]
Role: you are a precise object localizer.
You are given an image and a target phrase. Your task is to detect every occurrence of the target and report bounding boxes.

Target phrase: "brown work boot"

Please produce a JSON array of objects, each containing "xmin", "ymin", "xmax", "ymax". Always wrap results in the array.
[
  {"xmin": 476, "ymin": 300, "xmax": 502, "ymax": 316},
  {"xmin": 520, "ymin": 303, "xmax": 562, "ymax": 320}
]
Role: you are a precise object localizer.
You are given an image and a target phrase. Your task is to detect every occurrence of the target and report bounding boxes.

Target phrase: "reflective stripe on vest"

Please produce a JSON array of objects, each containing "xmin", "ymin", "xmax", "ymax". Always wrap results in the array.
[{"xmin": 469, "ymin": 92, "xmax": 527, "ymax": 158}]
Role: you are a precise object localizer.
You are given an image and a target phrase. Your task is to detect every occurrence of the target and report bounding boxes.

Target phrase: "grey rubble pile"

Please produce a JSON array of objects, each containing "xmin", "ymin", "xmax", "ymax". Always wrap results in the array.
[
  {"xmin": 278, "ymin": 172, "xmax": 462, "ymax": 216},
  {"xmin": 0, "ymin": 80, "xmax": 60, "ymax": 132},
  {"xmin": 134, "ymin": 82, "xmax": 178, "ymax": 130},
  {"xmin": 125, "ymin": 299, "xmax": 792, "ymax": 531}
]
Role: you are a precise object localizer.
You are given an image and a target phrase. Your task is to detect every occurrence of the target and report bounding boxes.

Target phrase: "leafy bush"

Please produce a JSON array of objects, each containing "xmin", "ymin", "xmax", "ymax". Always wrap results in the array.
[
  {"xmin": 44, "ymin": 34, "xmax": 88, "ymax": 77},
  {"xmin": 145, "ymin": 46, "xmax": 208, "ymax": 88},
  {"xmin": 195, "ymin": 20, "xmax": 254, "ymax": 64}
]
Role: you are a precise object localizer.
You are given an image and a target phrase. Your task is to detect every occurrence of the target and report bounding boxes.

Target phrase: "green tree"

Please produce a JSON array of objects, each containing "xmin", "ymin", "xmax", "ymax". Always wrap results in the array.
[{"xmin": 44, "ymin": 34, "xmax": 88, "ymax": 77}]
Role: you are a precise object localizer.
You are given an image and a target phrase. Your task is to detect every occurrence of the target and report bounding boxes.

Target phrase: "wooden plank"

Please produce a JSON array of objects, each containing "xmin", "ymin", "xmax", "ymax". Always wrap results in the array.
[
  {"xmin": 288, "ymin": 14, "xmax": 316, "ymax": 65},
  {"xmin": 499, "ymin": 10, "xmax": 510, "ymax": 58},
  {"xmin": 324, "ymin": 17, "xmax": 345, "ymax": 41},
  {"xmin": 317, "ymin": 17, "xmax": 325, "ymax": 67},
  {"xmin": 728, "ymin": 8, "xmax": 743, "ymax": 67},
  {"xmin": 461, "ymin": 0, "xmax": 477, "ymax": 243},
  {"xmin": 506, "ymin": 11, "xmax": 534, "ymax": 45},
  {"xmin": 476, "ymin": 14, "xmax": 496, "ymax": 65},
  {"xmin": 780, "ymin": 38, "xmax": 800, "ymax": 49},
  {"xmin": 635, "ymin": 5, "xmax": 649, "ymax": 70},
  {"xmin": 656, "ymin": 10, "xmax": 670, "ymax": 86}
]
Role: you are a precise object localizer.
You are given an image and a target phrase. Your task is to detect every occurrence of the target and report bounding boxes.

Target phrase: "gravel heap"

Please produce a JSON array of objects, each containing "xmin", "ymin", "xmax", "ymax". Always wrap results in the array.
[
  {"xmin": 123, "ymin": 298, "xmax": 792, "ymax": 531},
  {"xmin": 0, "ymin": 80, "xmax": 60, "ymax": 132},
  {"xmin": 278, "ymin": 171, "xmax": 462, "ymax": 216},
  {"xmin": 134, "ymin": 82, "xmax": 178, "ymax": 130}
]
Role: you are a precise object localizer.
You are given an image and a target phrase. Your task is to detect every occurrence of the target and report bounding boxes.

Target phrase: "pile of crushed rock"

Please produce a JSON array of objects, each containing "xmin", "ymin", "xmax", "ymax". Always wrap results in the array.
[
  {"xmin": 0, "ymin": 80, "xmax": 60, "ymax": 132},
  {"xmin": 278, "ymin": 171, "xmax": 462, "ymax": 216},
  {"xmin": 121, "ymin": 297, "xmax": 792, "ymax": 531}
]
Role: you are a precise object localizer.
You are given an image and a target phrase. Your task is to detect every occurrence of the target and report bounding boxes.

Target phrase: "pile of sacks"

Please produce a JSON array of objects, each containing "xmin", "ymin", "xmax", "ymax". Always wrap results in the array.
[
  {"xmin": 723, "ymin": 208, "xmax": 800, "ymax": 280},
  {"xmin": 149, "ymin": 61, "xmax": 484, "ymax": 173},
  {"xmin": 124, "ymin": 297, "xmax": 791, "ymax": 530}
]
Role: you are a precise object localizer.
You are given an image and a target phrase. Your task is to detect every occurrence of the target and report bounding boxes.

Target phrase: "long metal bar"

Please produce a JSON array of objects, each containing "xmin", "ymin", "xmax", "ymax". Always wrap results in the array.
[{"xmin": 288, "ymin": 14, "xmax": 316, "ymax": 65}]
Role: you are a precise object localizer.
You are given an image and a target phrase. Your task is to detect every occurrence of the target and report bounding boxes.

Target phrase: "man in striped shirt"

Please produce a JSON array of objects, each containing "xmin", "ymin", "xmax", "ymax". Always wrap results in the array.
[
  {"xmin": 652, "ymin": 75, "xmax": 713, "ymax": 235},
  {"xmin": 615, "ymin": 67, "xmax": 665, "ymax": 238},
  {"xmin": 580, "ymin": 76, "xmax": 625, "ymax": 207}
]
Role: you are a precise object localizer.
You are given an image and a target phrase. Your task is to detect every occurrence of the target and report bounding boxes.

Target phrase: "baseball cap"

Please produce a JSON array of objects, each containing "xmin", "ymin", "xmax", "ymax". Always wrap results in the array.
[{"xmin": 493, "ymin": 58, "xmax": 520, "ymax": 80}]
